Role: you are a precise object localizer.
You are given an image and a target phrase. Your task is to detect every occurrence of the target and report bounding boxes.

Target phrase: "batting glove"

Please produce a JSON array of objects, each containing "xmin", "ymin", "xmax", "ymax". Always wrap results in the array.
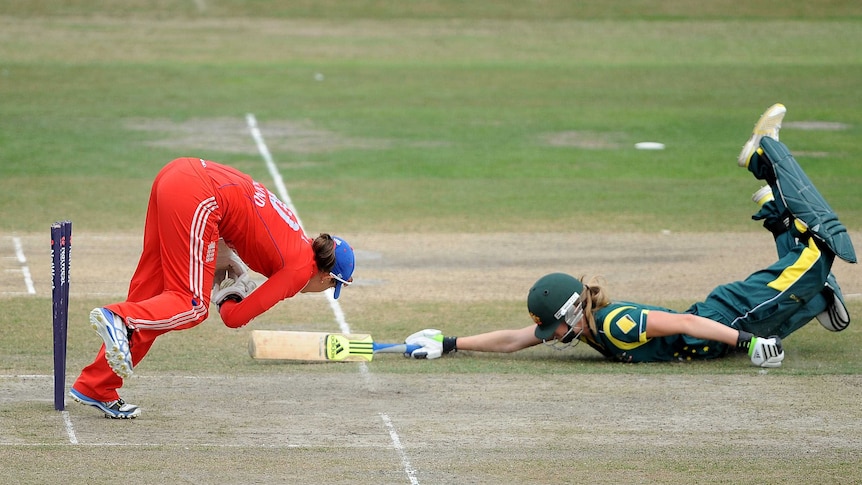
[
  {"xmin": 212, "ymin": 273, "xmax": 257, "ymax": 308},
  {"xmin": 749, "ymin": 336, "xmax": 784, "ymax": 368},
  {"xmin": 405, "ymin": 329, "xmax": 444, "ymax": 359},
  {"xmin": 213, "ymin": 240, "xmax": 249, "ymax": 291}
]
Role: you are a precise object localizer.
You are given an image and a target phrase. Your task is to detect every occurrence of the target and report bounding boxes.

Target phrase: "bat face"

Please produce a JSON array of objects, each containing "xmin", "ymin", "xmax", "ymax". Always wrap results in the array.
[
  {"xmin": 326, "ymin": 334, "xmax": 374, "ymax": 361},
  {"xmin": 249, "ymin": 330, "xmax": 416, "ymax": 362}
]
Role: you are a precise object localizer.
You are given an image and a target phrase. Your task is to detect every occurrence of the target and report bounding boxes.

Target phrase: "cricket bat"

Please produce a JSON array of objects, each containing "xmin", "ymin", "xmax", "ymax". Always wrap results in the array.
[{"xmin": 248, "ymin": 330, "xmax": 421, "ymax": 362}]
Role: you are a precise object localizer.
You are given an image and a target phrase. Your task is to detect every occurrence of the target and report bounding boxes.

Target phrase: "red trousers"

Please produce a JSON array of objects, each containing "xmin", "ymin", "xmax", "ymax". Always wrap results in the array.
[{"xmin": 73, "ymin": 158, "xmax": 221, "ymax": 401}]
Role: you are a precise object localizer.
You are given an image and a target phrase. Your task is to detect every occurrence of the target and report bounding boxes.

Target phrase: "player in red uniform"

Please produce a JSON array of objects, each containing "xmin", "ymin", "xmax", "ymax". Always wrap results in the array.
[{"xmin": 69, "ymin": 157, "xmax": 355, "ymax": 419}]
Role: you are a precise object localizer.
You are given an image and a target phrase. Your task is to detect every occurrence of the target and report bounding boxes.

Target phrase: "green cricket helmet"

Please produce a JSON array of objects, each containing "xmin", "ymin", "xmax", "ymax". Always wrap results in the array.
[{"xmin": 528, "ymin": 273, "xmax": 585, "ymax": 341}]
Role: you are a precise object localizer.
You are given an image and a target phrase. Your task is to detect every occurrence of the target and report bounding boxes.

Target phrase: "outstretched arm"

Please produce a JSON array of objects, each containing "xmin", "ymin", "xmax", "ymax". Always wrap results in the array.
[
  {"xmin": 646, "ymin": 310, "xmax": 784, "ymax": 367},
  {"xmin": 405, "ymin": 325, "xmax": 542, "ymax": 358},
  {"xmin": 645, "ymin": 311, "xmax": 739, "ymax": 345},
  {"xmin": 456, "ymin": 325, "xmax": 542, "ymax": 353}
]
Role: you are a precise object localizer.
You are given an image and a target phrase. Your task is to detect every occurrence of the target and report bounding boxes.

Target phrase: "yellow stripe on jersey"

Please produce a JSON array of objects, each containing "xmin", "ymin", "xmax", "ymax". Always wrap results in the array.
[
  {"xmin": 767, "ymin": 237, "xmax": 821, "ymax": 292},
  {"xmin": 602, "ymin": 306, "xmax": 646, "ymax": 351}
]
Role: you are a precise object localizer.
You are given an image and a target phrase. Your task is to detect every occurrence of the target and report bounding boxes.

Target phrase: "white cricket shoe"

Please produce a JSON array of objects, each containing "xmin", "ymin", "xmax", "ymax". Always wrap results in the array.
[
  {"xmin": 90, "ymin": 307, "xmax": 134, "ymax": 379},
  {"xmin": 69, "ymin": 388, "xmax": 141, "ymax": 419},
  {"xmin": 751, "ymin": 185, "xmax": 774, "ymax": 207},
  {"xmin": 737, "ymin": 103, "xmax": 787, "ymax": 167}
]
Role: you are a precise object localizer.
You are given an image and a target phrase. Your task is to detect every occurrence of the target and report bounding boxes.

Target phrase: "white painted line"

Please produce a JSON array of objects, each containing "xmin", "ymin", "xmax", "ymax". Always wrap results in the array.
[
  {"xmin": 20, "ymin": 267, "xmax": 35, "ymax": 294},
  {"xmin": 62, "ymin": 411, "xmax": 78, "ymax": 444},
  {"xmin": 247, "ymin": 114, "xmax": 417, "ymax": 484},
  {"xmin": 12, "ymin": 237, "xmax": 26, "ymax": 263},
  {"xmin": 245, "ymin": 114, "xmax": 354, "ymax": 339},
  {"xmin": 0, "ymin": 441, "xmax": 384, "ymax": 449},
  {"xmin": 0, "ymin": 374, "xmax": 226, "ymax": 380},
  {"xmin": 2, "ymin": 374, "xmax": 55, "ymax": 379},
  {"xmin": 246, "ymin": 114, "xmax": 301, "ymax": 225},
  {"xmin": 12, "ymin": 237, "xmax": 36, "ymax": 294},
  {"xmin": 380, "ymin": 413, "xmax": 420, "ymax": 485}
]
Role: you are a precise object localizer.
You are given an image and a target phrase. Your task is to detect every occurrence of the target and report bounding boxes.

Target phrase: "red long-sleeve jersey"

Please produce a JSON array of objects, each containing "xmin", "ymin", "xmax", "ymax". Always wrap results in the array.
[{"xmin": 204, "ymin": 160, "xmax": 317, "ymax": 327}]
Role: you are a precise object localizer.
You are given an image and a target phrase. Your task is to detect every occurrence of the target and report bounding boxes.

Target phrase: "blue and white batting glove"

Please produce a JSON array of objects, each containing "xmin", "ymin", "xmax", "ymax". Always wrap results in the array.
[{"xmin": 405, "ymin": 329, "xmax": 444, "ymax": 359}]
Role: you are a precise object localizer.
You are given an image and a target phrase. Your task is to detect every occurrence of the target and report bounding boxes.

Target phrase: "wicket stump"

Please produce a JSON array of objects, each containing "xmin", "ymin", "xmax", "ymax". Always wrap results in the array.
[{"xmin": 51, "ymin": 220, "xmax": 71, "ymax": 411}]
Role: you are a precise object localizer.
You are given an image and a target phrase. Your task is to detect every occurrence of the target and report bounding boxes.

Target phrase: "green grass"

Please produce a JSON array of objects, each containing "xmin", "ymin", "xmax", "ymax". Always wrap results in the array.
[
  {"xmin": 5, "ymin": 297, "xmax": 861, "ymax": 377},
  {"xmin": 1, "ymin": 3, "xmax": 861, "ymax": 233},
  {"xmin": 1, "ymin": 0, "xmax": 859, "ymax": 372},
  {"xmin": 1, "ymin": 2, "xmax": 861, "ymax": 483}
]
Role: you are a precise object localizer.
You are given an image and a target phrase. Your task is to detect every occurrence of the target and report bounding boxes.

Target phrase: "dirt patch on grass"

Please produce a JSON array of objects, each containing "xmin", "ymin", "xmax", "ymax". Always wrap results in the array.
[
  {"xmin": 5, "ymin": 371, "xmax": 862, "ymax": 483},
  {"xmin": 349, "ymin": 231, "xmax": 861, "ymax": 305},
  {"xmin": 3, "ymin": 229, "xmax": 862, "ymax": 483},
  {"xmin": 784, "ymin": 121, "xmax": 851, "ymax": 131},
  {"xmin": 124, "ymin": 117, "xmax": 393, "ymax": 155},
  {"xmin": 539, "ymin": 130, "xmax": 624, "ymax": 149},
  {"xmin": 6, "ymin": 230, "xmax": 859, "ymax": 306}
]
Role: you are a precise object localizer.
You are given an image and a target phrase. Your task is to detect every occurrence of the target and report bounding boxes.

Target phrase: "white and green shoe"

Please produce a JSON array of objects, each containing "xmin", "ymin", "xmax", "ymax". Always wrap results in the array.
[{"xmin": 737, "ymin": 103, "xmax": 786, "ymax": 167}]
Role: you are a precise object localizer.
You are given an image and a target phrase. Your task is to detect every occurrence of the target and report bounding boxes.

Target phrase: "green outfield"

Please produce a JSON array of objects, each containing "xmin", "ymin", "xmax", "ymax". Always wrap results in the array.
[{"xmin": 1, "ymin": 1, "xmax": 861, "ymax": 483}]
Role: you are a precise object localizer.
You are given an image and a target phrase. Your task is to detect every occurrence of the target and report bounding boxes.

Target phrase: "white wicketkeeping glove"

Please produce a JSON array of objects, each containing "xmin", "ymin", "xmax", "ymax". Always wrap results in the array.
[
  {"xmin": 405, "ymin": 328, "xmax": 444, "ymax": 359},
  {"xmin": 749, "ymin": 336, "xmax": 784, "ymax": 368},
  {"xmin": 212, "ymin": 273, "xmax": 257, "ymax": 308},
  {"xmin": 213, "ymin": 239, "xmax": 249, "ymax": 291}
]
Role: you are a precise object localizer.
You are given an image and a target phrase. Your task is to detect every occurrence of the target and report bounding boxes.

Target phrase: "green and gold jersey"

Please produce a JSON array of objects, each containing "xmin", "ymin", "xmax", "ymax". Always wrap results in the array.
[{"xmin": 589, "ymin": 302, "xmax": 728, "ymax": 363}]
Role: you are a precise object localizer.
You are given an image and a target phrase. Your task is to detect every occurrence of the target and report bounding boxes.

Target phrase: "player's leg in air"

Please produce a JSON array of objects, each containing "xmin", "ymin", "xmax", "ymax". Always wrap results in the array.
[{"xmin": 737, "ymin": 104, "xmax": 854, "ymax": 335}]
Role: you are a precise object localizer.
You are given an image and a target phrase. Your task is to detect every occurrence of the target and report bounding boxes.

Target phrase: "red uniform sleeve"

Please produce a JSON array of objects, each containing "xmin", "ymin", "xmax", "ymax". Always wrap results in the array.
[{"xmin": 218, "ymin": 264, "xmax": 314, "ymax": 328}]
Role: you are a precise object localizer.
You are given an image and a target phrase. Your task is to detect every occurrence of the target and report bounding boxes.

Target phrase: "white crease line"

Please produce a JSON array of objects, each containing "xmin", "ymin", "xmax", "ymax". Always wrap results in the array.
[
  {"xmin": 245, "ymin": 114, "xmax": 356, "ymax": 345},
  {"xmin": 380, "ymin": 414, "xmax": 420, "ymax": 485},
  {"xmin": 247, "ymin": 115, "xmax": 415, "ymax": 482},
  {"xmin": 12, "ymin": 237, "xmax": 36, "ymax": 294},
  {"xmin": 1, "ymin": 374, "xmax": 231, "ymax": 380},
  {"xmin": 1, "ymin": 442, "xmax": 385, "ymax": 449},
  {"xmin": 61, "ymin": 411, "xmax": 78, "ymax": 444},
  {"xmin": 2, "ymin": 374, "xmax": 55, "ymax": 379},
  {"xmin": 246, "ymin": 113, "xmax": 300, "ymax": 223}
]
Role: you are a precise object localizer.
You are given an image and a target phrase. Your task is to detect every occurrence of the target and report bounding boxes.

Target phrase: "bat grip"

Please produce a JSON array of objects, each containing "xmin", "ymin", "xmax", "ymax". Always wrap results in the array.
[
  {"xmin": 405, "ymin": 344, "xmax": 422, "ymax": 354},
  {"xmin": 372, "ymin": 343, "xmax": 423, "ymax": 355}
]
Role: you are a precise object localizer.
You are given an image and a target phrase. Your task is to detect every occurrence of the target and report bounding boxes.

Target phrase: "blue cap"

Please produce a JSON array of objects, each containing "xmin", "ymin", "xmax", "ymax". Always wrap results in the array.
[{"xmin": 330, "ymin": 236, "xmax": 355, "ymax": 299}]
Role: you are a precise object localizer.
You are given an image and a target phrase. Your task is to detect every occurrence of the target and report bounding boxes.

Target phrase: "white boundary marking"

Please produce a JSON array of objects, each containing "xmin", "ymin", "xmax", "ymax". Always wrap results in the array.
[
  {"xmin": 4, "ymin": 374, "xmax": 237, "ymax": 380},
  {"xmin": 17, "ymin": 371, "xmax": 79, "ymax": 443},
  {"xmin": 246, "ymin": 114, "xmax": 357, "ymax": 342},
  {"xmin": 12, "ymin": 237, "xmax": 36, "ymax": 294},
  {"xmin": 245, "ymin": 114, "xmax": 418, "ymax": 484},
  {"xmin": 1, "ymin": 441, "xmax": 392, "ymax": 449},
  {"xmin": 380, "ymin": 413, "xmax": 420, "ymax": 485},
  {"xmin": 61, "ymin": 411, "xmax": 78, "ymax": 444},
  {"xmin": 246, "ymin": 115, "xmax": 357, "ymax": 339}
]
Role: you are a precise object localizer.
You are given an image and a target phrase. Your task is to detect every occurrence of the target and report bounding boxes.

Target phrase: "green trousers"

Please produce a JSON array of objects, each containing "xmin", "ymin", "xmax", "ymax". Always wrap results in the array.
[{"xmin": 685, "ymin": 139, "xmax": 837, "ymax": 348}]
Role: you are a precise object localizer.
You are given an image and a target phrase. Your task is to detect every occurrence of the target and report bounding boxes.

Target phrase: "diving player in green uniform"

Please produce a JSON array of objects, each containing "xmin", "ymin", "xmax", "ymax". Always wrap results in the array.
[{"xmin": 404, "ymin": 104, "xmax": 855, "ymax": 367}]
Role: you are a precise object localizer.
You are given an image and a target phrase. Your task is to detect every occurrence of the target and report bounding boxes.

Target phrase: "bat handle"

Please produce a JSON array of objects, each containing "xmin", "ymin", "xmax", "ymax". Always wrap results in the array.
[
  {"xmin": 372, "ymin": 343, "xmax": 423, "ymax": 355},
  {"xmin": 404, "ymin": 344, "xmax": 422, "ymax": 354}
]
